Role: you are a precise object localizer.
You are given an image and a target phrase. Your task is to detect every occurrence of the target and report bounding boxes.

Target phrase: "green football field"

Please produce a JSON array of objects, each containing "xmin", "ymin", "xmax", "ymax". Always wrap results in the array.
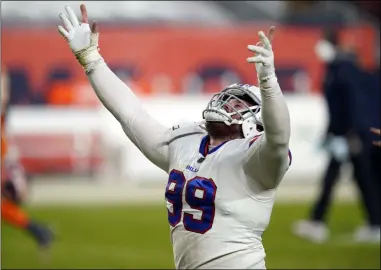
[{"xmin": 2, "ymin": 201, "xmax": 380, "ymax": 269}]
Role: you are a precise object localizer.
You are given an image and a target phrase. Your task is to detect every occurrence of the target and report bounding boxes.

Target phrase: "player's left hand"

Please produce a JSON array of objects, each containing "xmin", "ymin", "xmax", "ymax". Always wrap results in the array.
[
  {"xmin": 247, "ymin": 26, "xmax": 276, "ymax": 83},
  {"xmin": 58, "ymin": 4, "xmax": 102, "ymax": 72},
  {"xmin": 370, "ymin": 127, "xmax": 381, "ymax": 147}
]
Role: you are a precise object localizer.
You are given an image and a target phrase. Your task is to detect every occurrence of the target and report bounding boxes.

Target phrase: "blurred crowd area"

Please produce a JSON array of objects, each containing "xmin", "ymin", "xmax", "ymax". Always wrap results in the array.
[
  {"xmin": 1, "ymin": 1, "xmax": 380, "ymax": 177},
  {"xmin": 1, "ymin": 1, "xmax": 380, "ymax": 107}
]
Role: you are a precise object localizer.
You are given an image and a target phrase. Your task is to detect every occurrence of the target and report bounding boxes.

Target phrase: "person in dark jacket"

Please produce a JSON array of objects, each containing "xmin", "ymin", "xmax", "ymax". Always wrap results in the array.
[
  {"xmin": 292, "ymin": 29, "xmax": 380, "ymax": 243},
  {"xmin": 371, "ymin": 128, "xmax": 381, "ymax": 147},
  {"xmin": 368, "ymin": 65, "xmax": 381, "ymax": 207}
]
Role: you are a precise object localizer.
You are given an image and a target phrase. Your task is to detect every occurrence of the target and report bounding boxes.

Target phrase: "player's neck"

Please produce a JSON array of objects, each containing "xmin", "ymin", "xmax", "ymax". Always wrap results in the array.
[{"xmin": 209, "ymin": 135, "xmax": 240, "ymax": 146}]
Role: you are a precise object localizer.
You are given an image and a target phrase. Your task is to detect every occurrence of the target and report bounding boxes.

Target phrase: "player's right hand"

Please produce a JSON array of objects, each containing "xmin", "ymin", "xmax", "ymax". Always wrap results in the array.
[
  {"xmin": 58, "ymin": 4, "xmax": 102, "ymax": 72},
  {"xmin": 247, "ymin": 26, "xmax": 276, "ymax": 83}
]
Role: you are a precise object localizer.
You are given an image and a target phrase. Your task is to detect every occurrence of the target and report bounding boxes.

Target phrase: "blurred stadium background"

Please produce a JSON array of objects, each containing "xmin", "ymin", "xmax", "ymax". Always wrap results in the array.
[{"xmin": 1, "ymin": 1, "xmax": 380, "ymax": 269}]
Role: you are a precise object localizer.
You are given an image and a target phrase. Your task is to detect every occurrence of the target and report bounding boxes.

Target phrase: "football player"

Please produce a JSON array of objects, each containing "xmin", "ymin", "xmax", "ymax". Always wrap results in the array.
[
  {"xmin": 58, "ymin": 5, "xmax": 291, "ymax": 269},
  {"xmin": 1, "ymin": 66, "xmax": 54, "ymax": 250}
]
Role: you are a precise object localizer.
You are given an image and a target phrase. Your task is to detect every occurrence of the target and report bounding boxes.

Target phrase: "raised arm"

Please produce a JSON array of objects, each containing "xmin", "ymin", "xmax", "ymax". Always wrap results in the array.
[
  {"xmin": 243, "ymin": 27, "xmax": 291, "ymax": 189},
  {"xmin": 58, "ymin": 5, "xmax": 170, "ymax": 171},
  {"xmin": 1, "ymin": 66, "xmax": 9, "ymax": 114}
]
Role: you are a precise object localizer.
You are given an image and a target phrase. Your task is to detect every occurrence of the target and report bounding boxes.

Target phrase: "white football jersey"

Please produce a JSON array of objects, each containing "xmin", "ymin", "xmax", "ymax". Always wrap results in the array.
[
  {"xmin": 165, "ymin": 122, "xmax": 291, "ymax": 269},
  {"xmin": 82, "ymin": 59, "xmax": 290, "ymax": 269}
]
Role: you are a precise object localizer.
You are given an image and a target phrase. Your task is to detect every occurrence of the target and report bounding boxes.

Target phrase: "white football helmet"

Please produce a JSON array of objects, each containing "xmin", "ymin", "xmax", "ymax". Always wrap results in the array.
[{"xmin": 202, "ymin": 83, "xmax": 263, "ymax": 138}]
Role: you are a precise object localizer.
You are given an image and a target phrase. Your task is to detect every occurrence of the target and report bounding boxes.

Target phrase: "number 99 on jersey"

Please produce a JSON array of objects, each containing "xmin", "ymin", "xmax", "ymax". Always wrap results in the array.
[{"xmin": 165, "ymin": 169, "xmax": 217, "ymax": 234}]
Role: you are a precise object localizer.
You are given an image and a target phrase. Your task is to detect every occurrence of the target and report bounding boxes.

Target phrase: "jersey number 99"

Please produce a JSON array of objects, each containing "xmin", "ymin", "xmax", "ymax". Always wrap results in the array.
[{"xmin": 165, "ymin": 169, "xmax": 217, "ymax": 234}]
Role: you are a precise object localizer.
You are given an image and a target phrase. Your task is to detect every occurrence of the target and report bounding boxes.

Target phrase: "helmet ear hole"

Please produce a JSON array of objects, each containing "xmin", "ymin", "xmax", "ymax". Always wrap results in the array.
[{"xmin": 242, "ymin": 115, "xmax": 262, "ymax": 138}]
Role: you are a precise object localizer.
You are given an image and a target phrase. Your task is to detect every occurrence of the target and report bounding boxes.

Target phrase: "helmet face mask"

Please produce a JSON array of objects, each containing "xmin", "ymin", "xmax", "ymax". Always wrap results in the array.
[{"xmin": 203, "ymin": 84, "xmax": 263, "ymax": 138}]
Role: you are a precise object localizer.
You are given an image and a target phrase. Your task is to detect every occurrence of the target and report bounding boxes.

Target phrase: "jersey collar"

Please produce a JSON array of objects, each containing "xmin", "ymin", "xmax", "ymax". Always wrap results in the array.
[{"xmin": 198, "ymin": 135, "xmax": 229, "ymax": 157}]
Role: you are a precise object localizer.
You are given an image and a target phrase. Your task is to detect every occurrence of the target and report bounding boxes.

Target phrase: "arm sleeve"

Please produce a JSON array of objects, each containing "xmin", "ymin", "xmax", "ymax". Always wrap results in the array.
[
  {"xmin": 1, "ymin": 68, "xmax": 9, "ymax": 114},
  {"xmin": 243, "ymin": 77, "xmax": 291, "ymax": 189},
  {"xmin": 87, "ymin": 63, "xmax": 170, "ymax": 172}
]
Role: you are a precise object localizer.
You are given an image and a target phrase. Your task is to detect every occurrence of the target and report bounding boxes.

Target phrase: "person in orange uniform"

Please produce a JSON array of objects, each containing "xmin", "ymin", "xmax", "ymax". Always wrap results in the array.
[{"xmin": 1, "ymin": 65, "xmax": 54, "ymax": 249}]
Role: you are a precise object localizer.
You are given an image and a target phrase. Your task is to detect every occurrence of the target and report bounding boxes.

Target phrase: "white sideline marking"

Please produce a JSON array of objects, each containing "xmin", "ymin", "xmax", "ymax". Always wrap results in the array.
[{"xmin": 27, "ymin": 179, "xmax": 357, "ymax": 206}]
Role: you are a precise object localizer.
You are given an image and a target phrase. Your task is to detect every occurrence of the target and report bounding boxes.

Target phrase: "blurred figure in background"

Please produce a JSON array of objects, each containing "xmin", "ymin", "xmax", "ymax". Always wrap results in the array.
[
  {"xmin": 1, "ymin": 65, "xmax": 54, "ymax": 250},
  {"xmin": 292, "ymin": 29, "xmax": 380, "ymax": 243},
  {"xmin": 370, "ymin": 127, "xmax": 381, "ymax": 205},
  {"xmin": 371, "ymin": 128, "xmax": 381, "ymax": 147},
  {"xmin": 368, "ymin": 54, "xmax": 381, "ymax": 206}
]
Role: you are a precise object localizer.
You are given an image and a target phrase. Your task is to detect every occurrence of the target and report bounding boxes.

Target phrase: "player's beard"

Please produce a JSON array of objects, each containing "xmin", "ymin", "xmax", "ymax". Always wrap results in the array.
[{"xmin": 205, "ymin": 122, "xmax": 244, "ymax": 141}]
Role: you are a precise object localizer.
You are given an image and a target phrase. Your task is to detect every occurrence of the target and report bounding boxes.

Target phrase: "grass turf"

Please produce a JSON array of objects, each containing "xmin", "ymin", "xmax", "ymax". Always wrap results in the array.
[{"xmin": 2, "ymin": 201, "xmax": 380, "ymax": 269}]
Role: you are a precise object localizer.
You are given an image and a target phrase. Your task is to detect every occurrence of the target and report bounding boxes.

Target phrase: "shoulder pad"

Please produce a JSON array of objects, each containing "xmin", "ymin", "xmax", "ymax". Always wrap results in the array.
[{"xmin": 168, "ymin": 121, "xmax": 205, "ymax": 142}]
